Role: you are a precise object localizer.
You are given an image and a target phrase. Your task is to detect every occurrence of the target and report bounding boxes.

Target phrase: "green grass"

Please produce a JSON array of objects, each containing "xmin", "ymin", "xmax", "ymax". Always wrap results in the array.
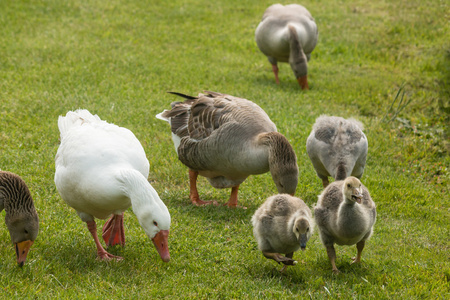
[{"xmin": 0, "ymin": 0, "xmax": 449, "ymax": 298}]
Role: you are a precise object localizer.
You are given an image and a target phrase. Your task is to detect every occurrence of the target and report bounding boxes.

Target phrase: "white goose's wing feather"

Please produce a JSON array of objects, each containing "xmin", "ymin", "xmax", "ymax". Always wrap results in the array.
[{"xmin": 55, "ymin": 109, "xmax": 149, "ymax": 219}]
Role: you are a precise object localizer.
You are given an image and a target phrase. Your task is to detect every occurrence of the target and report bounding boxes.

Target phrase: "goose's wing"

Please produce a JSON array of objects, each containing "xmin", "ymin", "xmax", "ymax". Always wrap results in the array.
[{"xmin": 164, "ymin": 91, "xmax": 275, "ymax": 141}]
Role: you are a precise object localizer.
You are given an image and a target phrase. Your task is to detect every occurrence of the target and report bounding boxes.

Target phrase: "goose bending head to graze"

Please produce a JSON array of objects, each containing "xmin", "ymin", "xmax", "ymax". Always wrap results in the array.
[
  {"xmin": 255, "ymin": 4, "xmax": 318, "ymax": 89},
  {"xmin": 156, "ymin": 91, "xmax": 298, "ymax": 208},
  {"xmin": 0, "ymin": 171, "xmax": 39, "ymax": 267},
  {"xmin": 251, "ymin": 194, "xmax": 313, "ymax": 272},
  {"xmin": 54, "ymin": 109, "xmax": 171, "ymax": 262},
  {"xmin": 306, "ymin": 115, "xmax": 368, "ymax": 188},
  {"xmin": 314, "ymin": 177, "xmax": 376, "ymax": 274}
]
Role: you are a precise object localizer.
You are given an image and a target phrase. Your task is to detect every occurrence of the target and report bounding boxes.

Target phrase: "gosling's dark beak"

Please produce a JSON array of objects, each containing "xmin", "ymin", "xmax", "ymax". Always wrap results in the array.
[
  {"xmin": 299, "ymin": 233, "xmax": 308, "ymax": 251},
  {"xmin": 352, "ymin": 188, "xmax": 363, "ymax": 204}
]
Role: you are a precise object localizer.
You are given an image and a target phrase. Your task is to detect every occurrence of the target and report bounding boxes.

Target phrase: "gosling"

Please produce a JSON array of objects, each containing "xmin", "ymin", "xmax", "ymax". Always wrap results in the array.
[
  {"xmin": 306, "ymin": 115, "xmax": 368, "ymax": 187},
  {"xmin": 252, "ymin": 194, "xmax": 313, "ymax": 271},
  {"xmin": 314, "ymin": 176, "xmax": 376, "ymax": 274}
]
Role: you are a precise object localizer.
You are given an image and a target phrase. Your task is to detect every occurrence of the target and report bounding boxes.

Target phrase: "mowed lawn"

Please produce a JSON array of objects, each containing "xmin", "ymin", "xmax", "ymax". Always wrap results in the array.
[{"xmin": 0, "ymin": 0, "xmax": 448, "ymax": 298}]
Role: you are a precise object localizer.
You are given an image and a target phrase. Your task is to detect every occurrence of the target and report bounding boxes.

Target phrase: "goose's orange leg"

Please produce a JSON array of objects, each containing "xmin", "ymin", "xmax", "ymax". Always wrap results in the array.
[
  {"xmin": 272, "ymin": 64, "xmax": 280, "ymax": 84},
  {"xmin": 224, "ymin": 186, "xmax": 246, "ymax": 209},
  {"xmin": 188, "ymin": 169, "xmax": 215, "ymax": 206}
]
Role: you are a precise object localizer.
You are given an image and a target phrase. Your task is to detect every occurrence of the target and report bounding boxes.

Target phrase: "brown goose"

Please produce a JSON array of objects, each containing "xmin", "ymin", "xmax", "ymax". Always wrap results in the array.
[
  {"xmin": 156, "ymin": 91, "xmax": 298, "ymax": 208},
  {"xmin": 255, "ymin": 4, "xmax": 318, "ymax": 89},
  {"xmin": 306, "ymin": 115, "xmax": 368, "ymax": 188},
  {"xmin": 0, "ymin": 171, "xmax": 39, "ymax": 266},
  {"xmin": 252, "ymin": 194, "xmax": 313, "ymax": 271},
  {"xmin": 314, "ymin": 177, "xmax": 376, "ymax": 274}
]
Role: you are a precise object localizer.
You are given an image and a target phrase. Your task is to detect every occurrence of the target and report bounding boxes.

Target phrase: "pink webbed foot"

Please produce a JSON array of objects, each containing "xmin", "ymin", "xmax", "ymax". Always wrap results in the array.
[{"xmin": 102, "ymin": 213, "xmax": 125, "ymax": 247}]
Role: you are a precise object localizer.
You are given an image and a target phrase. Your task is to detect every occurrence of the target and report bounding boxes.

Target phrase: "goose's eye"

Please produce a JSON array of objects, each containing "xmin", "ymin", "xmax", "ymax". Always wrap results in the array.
[
  {"xmin": 295, "ymin": 227, "xmax": 299, "ymax": 232},
  {"xmin": 153, "ymin": 221, "xmax": 158, "ymax": 226},
  {"xmin": 347, "ymin": 184, "xmax": 351, "ymax": 187},
  {"xmin": 306, "ymin": 227, "xmax": 310, "ymax": 232}
]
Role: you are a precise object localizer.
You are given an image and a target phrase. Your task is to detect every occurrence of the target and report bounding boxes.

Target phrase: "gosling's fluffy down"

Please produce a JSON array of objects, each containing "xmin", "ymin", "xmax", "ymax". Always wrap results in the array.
[
  {"xmin": 252, "ymin": 194, "xmax": 313, "ymax": 270},
  {"xmin": 314, "ymin": 177, "xmax": 376, "ymax": 274},
  {"xmin": 306, "ymin": 115, "xmax": 368, "ymax": 187}
]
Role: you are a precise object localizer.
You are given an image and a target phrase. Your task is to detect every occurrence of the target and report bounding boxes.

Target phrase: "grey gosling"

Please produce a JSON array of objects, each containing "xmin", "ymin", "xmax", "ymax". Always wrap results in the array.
[
  {"xmin": 252, "ymin": 194, "xmax": 313, "ymax": 271},
  {"xmin": 314, "ymin": 176, "xmax": 376, "ymax": 274},
  {"xmin": 156, "ymin": 91, "xmax": 298, "ymax": 208},
  {"xmin": 0, "ymin": 171, "xmax": 39, "ymax": 266},
  {"xmin": 255, "ymin": 4, "xmax": 318, "ymax": 89},
  {"xmin": 306, "ymin": 115, "xmax": 368, "ymax": 188}
]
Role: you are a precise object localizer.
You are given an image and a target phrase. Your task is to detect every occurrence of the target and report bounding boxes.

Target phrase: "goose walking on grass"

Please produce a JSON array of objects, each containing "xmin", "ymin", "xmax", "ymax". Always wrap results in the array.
[
  {"xmin": 252, "ymin": 194, "xmax": 313, "ymax": 272},
  {"xmin": 156, "ymin": 91, "xmax": 298, "ymax": 208},
  {"xmin": 314, "ymin": 177, "xmax": 376, "ymax": 274},
  {"xmin": 54, "ymin": 109, "xmax": 170, "ymax": 262},
  {"xmin": 0, "ymin": 171, "xmax": 39, "ymax": 267},
  {"xmin": 255, "ymin": 4, "xmax": 318, "ymax": 89},
  {"xmin": 306, "ymin": 115, "xmax": 368, "ymax": 188}
]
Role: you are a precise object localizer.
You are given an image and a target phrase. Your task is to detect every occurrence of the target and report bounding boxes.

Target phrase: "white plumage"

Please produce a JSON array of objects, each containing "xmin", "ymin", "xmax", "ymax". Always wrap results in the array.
[{"xmin": 54, "ymin": 109, "xmax": 171, "ymax": 262}]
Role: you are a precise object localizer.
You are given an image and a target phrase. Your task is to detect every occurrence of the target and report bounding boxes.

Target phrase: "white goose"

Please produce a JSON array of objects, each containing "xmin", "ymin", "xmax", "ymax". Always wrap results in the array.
[
  {"xmin": 255, "ymin": 4, "xmax": 318, "ymax": 89},
  {"xmin": 54, "ymin": 109, "xmax": 171, "ymax": 261},
  {"xmin": 156, "ymin": 91, "xmax": 299, "ymax": 208}
]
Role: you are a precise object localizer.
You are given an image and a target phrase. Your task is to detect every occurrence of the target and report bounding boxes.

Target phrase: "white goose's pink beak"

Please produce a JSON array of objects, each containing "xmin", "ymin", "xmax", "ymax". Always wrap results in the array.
[{"xmin": 152, "ymin": 230, "xmax": 170, "ymax": 262}]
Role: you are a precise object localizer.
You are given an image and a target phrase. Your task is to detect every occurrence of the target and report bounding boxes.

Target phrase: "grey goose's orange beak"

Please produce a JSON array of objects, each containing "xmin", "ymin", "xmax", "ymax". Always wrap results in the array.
[
  {"xmin": 297, "ymin": 75, "xmax": 309, "ymax": 90},
  {"xmin": 15, "ymin": 240, "xmax": 34, "ymax": 267}
]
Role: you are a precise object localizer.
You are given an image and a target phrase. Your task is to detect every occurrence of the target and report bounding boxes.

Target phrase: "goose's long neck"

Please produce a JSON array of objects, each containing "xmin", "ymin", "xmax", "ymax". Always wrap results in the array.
[
  {"xmin": 0, "ymin": 173, "xmax": 36, "ymax": 217},
  {"xmin": 335, "ymin": 163, "xmax": 347, "ymax": 181},
  {"xmin": 263, "ymin": 132, "xmax": 297, "ymax": 169},
  {"xmin": 117, "ymin": 169, "xmax": 169, "ymax": 221},
  {"xmin": 287, "ymin": 25, "xmax": 308, "ymax": 79},
  {"xmin": 259, "ymin": 132, "xmax": 298, "ymax": 194}
]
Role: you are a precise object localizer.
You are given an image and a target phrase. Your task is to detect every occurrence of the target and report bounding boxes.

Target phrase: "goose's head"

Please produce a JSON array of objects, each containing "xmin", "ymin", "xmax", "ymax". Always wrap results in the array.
[
  {"xmin": 271, "ymin": 165, "xmax": 298, "ymax": 196},
  {"xmin": 293, "ymin": 216, "xmax": 312, "ymax": 250},
  {"xmin": 6, "ymin": 213, "xmax": 39, "ymax": 267},
  {"xmin": 343, "ymin": 177, "xmax": 363, "ymax": 204},
  {"xmin": 265, "ymin": 132, "xmax": 299, "ymax": 195},
  {"xmin": 137, "ymin": 208, "xmax": 171, "ymax": 262}
]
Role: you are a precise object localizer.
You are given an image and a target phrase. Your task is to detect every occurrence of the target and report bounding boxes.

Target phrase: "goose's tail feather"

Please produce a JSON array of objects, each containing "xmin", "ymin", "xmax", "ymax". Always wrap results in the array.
[{"xmin": 58, "ymin": 109, "xmax": 101, "ymax": 139}]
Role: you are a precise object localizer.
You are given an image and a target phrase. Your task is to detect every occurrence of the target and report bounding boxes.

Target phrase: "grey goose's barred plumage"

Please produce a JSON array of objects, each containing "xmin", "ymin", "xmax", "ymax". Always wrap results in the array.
[{"xmin": 157, "ymin": 91, "xmax": 298, "ymax": 208}]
